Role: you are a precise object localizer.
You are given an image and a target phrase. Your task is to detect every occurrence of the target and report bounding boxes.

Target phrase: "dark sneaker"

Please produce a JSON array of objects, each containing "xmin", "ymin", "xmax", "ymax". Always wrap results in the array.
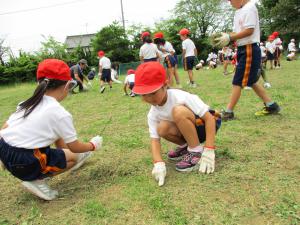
[
  {"xmin": 167, "ymin": 145, "xmax": 188, "ymax": 161},
  {"xmin": 255, "ymin": 102, "xmax": 281, "ymax": 116},
  {"xmin": 175, "ymin": 152, "xmax": 201, "ymax": 172},
  {"xmin": 100, "ymin": 86, "xmax": 106, "ymax": 93},
  {"xmin": 221, "ymin": 110, "xmax": 235, "ymax": 121}
]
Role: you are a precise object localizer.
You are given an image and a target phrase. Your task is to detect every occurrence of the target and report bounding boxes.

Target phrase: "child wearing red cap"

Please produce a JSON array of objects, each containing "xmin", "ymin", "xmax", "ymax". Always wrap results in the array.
[
  {"xmin": 272, "ymin": 31, "xmax": 283, "ymax": 69},
  {"xmin": 0, "ymin": 59, "xmax": 103, "ymax": 201},
  {"xmin": 266, "ymin": 35, "xmax": 276, "ymax": 70},
  {"xmin": 98, "ymin": 50, "xmax": 112, "ymax": 93},
  {"xmin": 179, "ymin": 28, "xmax": 197, "ymax": 87},
  {"xmin": 153, "ymin": 32, "xmax": 182, "ymax": 87},
  {"xmin": 139, "ymin": 32, "xmax": 160, "ymax": 63},
  {"xmin": 124, "ymin": 69, "xmax": 135, "ymax": 97},
  {"xmin": 133, "ymin": 62, "xmax": 221, "ymax": 186},
  {"xmin": 212, "ymin": 0, "xmax": 280, "ymax": 119}
]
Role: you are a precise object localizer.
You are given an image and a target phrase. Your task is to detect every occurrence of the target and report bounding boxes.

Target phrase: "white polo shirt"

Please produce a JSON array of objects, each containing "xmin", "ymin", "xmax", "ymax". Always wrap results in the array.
[
  {"xmin": 288, "ymin": 42, "xmax": 296, "ymax": 52},
  {"xmin": 0, "ymin": 96, "xmax": 77, "ymax": 149},
  {"xmin": 99, "ymin": 56, "xmax": 111, "ymax": 69},
  {"xmin": 182, "ymin": 38, "xmax": 196, "ymax": 57},
  {"xmin": 139, "ymin": 43, "xmax": 159, "ymax": 59},
  {"xmin": 147, "ymin": 89, "xmax": 209, "ymax": 139},
  {"xmin": 161, "ymin": 41, "xmax": 176, "ymax": 58},
  {"xmin": 124, "ymin": 74, "xmax": 135, "ymax": 84},
  {"xmin": 266, "ymin": 41, "xmax": 275, "ymax": 54},
  {"xmin": 233, "ymin": 1, "xmax": 260, "ymax": 46}
]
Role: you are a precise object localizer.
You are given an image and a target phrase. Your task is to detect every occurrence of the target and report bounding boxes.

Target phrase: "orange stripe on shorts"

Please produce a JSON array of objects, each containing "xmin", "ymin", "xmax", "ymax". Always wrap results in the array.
[
  {"xmin": 34, "ymin": 149, "xmax": 62, "ymax": 174},
  {"xmin": 242, "ymin": 44, "xmax": 253, "ymax": 87}
]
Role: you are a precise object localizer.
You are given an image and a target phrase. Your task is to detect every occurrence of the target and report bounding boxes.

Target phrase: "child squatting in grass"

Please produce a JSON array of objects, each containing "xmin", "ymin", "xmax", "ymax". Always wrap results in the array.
[
  {"xmin": 133, "ymin": 62, "xmax": 221, "ymax": 186},
  {"xmin": 0, "ymin": 59, "xmax": 102, "ymax": 201}
]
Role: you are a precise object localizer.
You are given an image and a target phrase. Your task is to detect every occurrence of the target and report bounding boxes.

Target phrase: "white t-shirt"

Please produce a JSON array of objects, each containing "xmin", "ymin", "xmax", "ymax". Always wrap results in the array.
[
  {"xmin": 160, "ymin": 41, "xmax": 176, "ymax": 58},
  {"xmin": 260, "ymin": 46, "xmax": 266, "ymax": 57},
  {"xmin": 182, "ymin": 38, "xmax": 196, "ymax": 57},
  {"xmin": 273, "ymin": 38, "xmax": 282, "ymax": 47},
  {"xmin": 223, "ymin": 48, "xmax": 233, "ymax": 57},
  {"xmin": 99, "ymin": 56, "xmax": 111, "ymax": 69},
  {"xmin": 139, "ymin": 43, "xmax": 159, "ymax": 59},
  {"xmin": 124, "ymin": 74, "xmax": 135, "ymax": 84},
  {"xmin": 288, "ymin": 42, "xmax": 296, "ymax": 52},
  {"xmin": 207, "ymin": 53, "xmax": 217, "ymax": 62},
  {"xmin": 233, "ymin": 1, "xmax": 260, "ymax": 46},
  {"xmin": 266, "ymin": 41, "xmax": 275, "ymax": 54},
  {"xmin": 0, "ymin": 96, "xmax": 77, "ymax": 149},
  {"xmin": 147, "ymin": 89, "xmax": 209, "ymax": 139}
]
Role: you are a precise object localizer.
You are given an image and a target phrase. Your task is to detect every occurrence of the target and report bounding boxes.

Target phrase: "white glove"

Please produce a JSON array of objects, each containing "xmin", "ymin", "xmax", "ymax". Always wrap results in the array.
[
  {"xmin": 199, "ymin": 148, "xmax": 215, "ymax": 174},
  {"xmin": 152, "ymin": 162, "xmax": 166, "ymax": 186},
  {"xmin": 214, "ymin": 32, "xmax": 231, "ymax": 48},
  {"xmin": 90, "ymin": 136, "xmax": 103, "ymax": 151}
]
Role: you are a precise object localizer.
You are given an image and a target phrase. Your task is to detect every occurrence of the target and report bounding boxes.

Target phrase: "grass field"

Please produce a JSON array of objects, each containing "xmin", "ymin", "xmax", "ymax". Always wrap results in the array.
[{"xmin": 0, "ymin": 60, "xmax": 299, "ymax": 225}]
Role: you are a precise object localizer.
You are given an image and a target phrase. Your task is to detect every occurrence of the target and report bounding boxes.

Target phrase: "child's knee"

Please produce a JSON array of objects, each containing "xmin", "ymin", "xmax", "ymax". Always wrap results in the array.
[
  {"xmin": 157, "ymin": 121, "xmax": 170, "ymax": 137},
  {"xmin": 172, "ymin": 105, "xmax": 192, "ymax": 122}
]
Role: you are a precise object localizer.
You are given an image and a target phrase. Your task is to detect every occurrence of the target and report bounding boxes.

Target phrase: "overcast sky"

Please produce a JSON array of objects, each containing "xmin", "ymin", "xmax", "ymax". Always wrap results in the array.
[{"xmin": 0, "ymin": 0, "xmax": 257, "ymax": 55}]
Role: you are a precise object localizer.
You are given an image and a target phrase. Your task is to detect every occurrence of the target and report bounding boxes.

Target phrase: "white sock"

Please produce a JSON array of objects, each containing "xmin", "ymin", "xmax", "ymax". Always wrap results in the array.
[{"xmin": 188, "ymin": 145, "xmax": 204, "ymax": 153}]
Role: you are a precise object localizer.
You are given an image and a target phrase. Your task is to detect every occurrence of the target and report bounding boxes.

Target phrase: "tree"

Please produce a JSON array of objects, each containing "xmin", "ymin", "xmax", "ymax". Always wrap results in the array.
[
  {"xmin": 92, "ymin": 21, "xmax": 136, "ymax": 63},
  {"xmin": 259, "ymin": 0, "xmax": 300, "ymax": 41},
  {"xmin": 0, "ymin": 39, "xmax": 9, "ymax": 66},
  {"xmin": 174, "ymin": 0, "xmax": 234, "ymax": 38}
]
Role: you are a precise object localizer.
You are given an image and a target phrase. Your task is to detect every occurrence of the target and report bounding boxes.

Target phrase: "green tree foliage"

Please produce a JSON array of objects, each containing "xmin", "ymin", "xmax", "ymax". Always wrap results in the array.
[
  {"xmin": 92, "ymin": 21, "xmax": 136, "ymax": 63},
  {"xmin": 259, "ymin": 0, "xmax": 300, "ymax": 43},
  {"xmin": 155, "ymin": 0, "xmax": 233, "ymax": 60}
]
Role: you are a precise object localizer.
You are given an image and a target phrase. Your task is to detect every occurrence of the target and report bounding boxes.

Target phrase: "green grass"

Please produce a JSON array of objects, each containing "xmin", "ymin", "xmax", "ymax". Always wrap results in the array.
[{"xmin": 0, "ymin": 60, "xmax": 300, "ymax": 225}]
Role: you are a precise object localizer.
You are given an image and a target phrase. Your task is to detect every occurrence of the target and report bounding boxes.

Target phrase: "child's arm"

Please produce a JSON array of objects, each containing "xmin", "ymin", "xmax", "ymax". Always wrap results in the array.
[
  {"xmin": 123, "ymin": 83, "xmax": 128, "ymax": 95},
  {"xmin": 67, "ymin": 137, "xmax": 102, "ymax": 153},
  {"xmin": 229, "ymin": 28, "xmax": 254, "ymax": 41},
  {"xmin": 1, "ymin": 122, "xmax": 8, "ymax": 130},
  {"xmin": 151, "ymin": 138, "xmax": 166, "ymax": 186},
  {"xmin": 201, "ymin": 111, "xmax": 216, "ymax": 148},
  {"xmin": 151, "ymin": 138, "xmax": 163, "ymax": 162}
]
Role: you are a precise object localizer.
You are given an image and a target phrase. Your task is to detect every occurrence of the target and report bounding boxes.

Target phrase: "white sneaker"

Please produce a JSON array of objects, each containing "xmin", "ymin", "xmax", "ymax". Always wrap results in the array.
[
  {"xmin": 100, "ymin": 86, "xmax": 106, "ymax": 93},
  {"xmin": 244, "ymin": 86, "xmax": 252, "ymax": 90},
  {"xmin": 263, "ymin": 82, "xmax": 271, "ymax": 88},
  {"xmin": 70, "ymin": 152, "xmax": 92, "ymax": 172},
  {"xmin": 22, "ymin": 179, "xmax": 58, "ymax": 201},
  {"xmin": 191, "ymin": 83, "xmax": 197, "ymax": 88}
]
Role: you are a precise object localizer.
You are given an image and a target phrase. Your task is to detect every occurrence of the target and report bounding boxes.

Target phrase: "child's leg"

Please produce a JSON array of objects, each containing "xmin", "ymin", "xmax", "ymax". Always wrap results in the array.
[
  {"xmin": 226, "ymin": 85, "xmax": 242, "ymax": 111},
  {"xmin": 174, "ymin": 65, "xmax": 181, "ymax": 85},
  {"xmin": 171, "ymin": 105, "xmax": 199, "ymax": 148},
  {"xmin": 167, "ymin": 68, "xmax": 174, "ymax": 86},
  {"xmin": 252, "ymin": 83, "xmax": 272, "ymax": 103},
  {"xmin": 187, "ymin": 70, "xmax": 194, "ymax": 83},
  {"xmin": 157, "ymin": 121, "xmax": 186, "ymax": 145}
]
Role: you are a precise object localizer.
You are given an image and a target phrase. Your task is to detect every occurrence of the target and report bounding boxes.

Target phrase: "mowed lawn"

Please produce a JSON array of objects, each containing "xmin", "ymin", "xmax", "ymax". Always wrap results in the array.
[{"xmin": 0, "ymin": 59, "xmax": 299, "ymax": 225}]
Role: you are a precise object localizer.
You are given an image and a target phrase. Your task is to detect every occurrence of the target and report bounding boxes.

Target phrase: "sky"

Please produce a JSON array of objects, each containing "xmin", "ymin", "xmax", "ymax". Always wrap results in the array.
[
  {"xmin": 0, "ymin": 0, "xmax": 177, "ymax": 55},
  {"xmin": 0, "ymin": 0, "xmax": 258, "ymax": 55}
]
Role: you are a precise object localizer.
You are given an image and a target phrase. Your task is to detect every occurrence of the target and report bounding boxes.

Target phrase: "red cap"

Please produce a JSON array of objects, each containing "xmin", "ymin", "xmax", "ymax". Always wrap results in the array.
[
  {"xmin": 272, "ymin": 31, "xmax": 279, "ymax": 37},
  {"xmin": 268, "ymin": 35, "xmax": 275, "ymax": 41},
  {"xmin": 37, "ymin": 59, "xmax": 71, "ymax": 81},
  {"xmin": 154, "ymin": 32, "xmax": 164, "ymax": 39},
  {"xmin": 179, "ymin": 28, "xmax": 190, "ymax": 35},
  {"xmin": 127, "ymin": 69, "xmax": 135, "ymax": 75},
  {"xmin": 141, "ymin": 31, "xmax": 150, "ymax": 39},
  {"xmin": 133, "ymin": 62, "xmax": 166, "ymax": 95},
  {"xmin": 98, "ymin": 51, "xmax": 105, "ymax": 57}
]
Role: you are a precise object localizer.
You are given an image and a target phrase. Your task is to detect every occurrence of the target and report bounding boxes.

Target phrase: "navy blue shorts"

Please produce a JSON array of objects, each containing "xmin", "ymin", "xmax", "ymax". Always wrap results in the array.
[
  {"xmin": 101, "ymin": 69, "xmax": 112, "ymax": 82},
  {"xmin": 267, "ymin": 51, "xmax": 274, "ymax": 60},
  {"xmin": 129, "ymin": 82, "xmax": 134, "ymax": 90},
  {"xmin": 173, "ymin": 55, "xmax": 178, "ymax": 65},
  {"xmin": 164, "ymin": 55, "xmax": 176, "ymax": 68},
  {"xmin": 195, "ymin": 110, "xmax": 221, "ymax": 143},
  {"xmin": 0, "ymin": 139, "xmax": 66, "ymax": 181},
  {"xmin": 233, "ymin": 43, "xmax": 261, "ymax": 87},
  {"xmin": 144, "ymin": 58, "xmax": 157, "ymax": 63},
  {"xmin": 183, "ymin": 56, "xmax": 195, "ymax": 71}
]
